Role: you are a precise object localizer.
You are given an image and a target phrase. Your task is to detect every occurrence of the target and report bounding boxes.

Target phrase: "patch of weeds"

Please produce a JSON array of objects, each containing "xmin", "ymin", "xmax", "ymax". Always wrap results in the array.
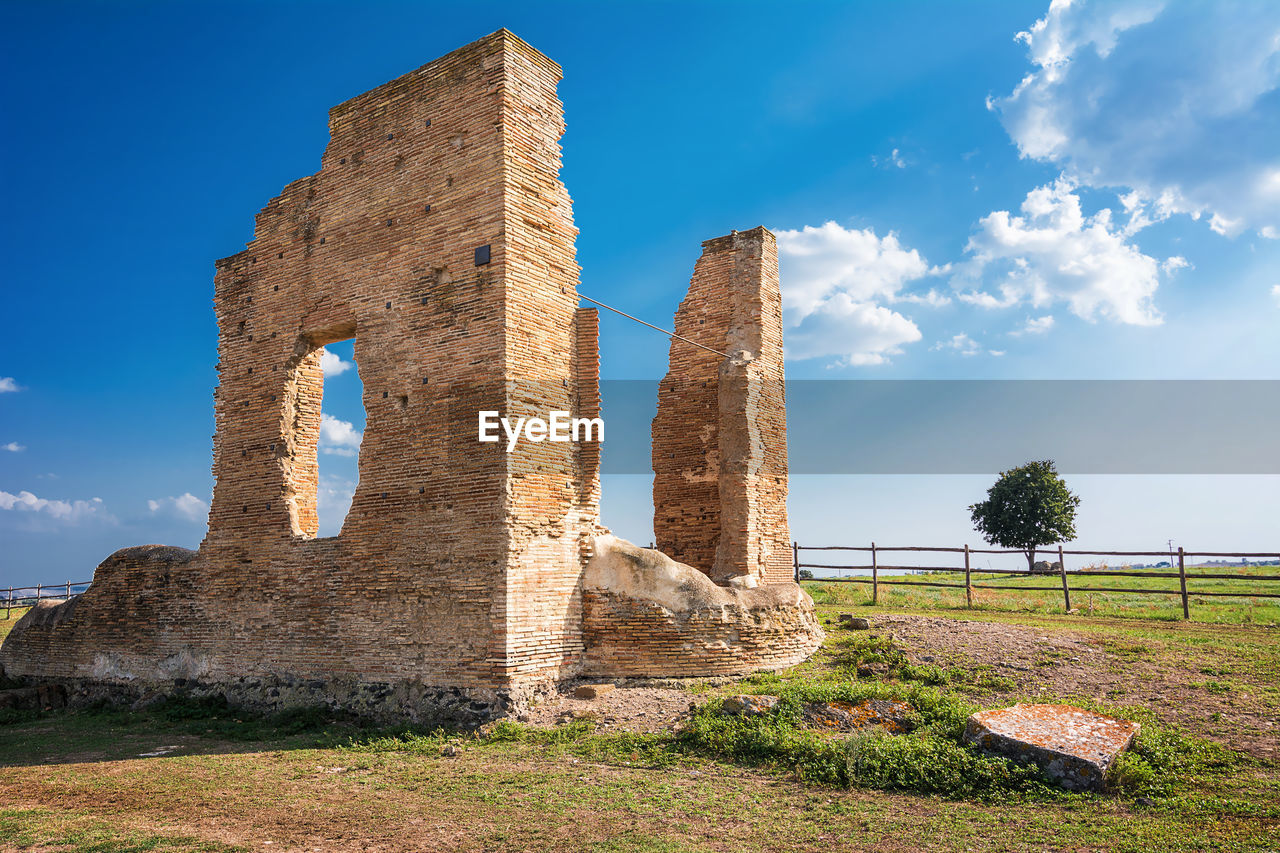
[{"xmin": 1193, "ymin": 680, "xmax": 1233, "ymax": 695}]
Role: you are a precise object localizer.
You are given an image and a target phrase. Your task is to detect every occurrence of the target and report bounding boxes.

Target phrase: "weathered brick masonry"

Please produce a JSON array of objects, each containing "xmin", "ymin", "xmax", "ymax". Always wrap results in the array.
[
  {"xmin": 1, "ymin": 30, "xmax": 596, "ymax": 720},
  {"xmin": 0, "ymin": 32, "xmax": 819, "ymax": 715},
  {"xmin": 652, "ymin": 228, "xmax": 792, "ymax": 585}
]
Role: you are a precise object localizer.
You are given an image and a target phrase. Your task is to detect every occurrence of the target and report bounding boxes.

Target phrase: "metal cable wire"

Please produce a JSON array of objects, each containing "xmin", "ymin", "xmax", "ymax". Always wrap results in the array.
[{"xmin": 577, "ymin": 293, "xmax": 732, "ymax": 359}]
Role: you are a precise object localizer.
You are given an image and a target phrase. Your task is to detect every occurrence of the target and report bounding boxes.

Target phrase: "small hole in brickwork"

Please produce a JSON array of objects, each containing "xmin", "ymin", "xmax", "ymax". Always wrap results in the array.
[
  {"xmin": 339, "ymin": 157, "xmax": 346, "ymax": 164},
  {"xmin": 382, "ymin": 391, "xmax": 388, "ymax": 398},
  {"xmin": 422, "ymin": 376, "xmax": 429, "ymax": 385},
  {"xmin": 387, "ymin": 134, "xmax": 394, "ymax": 140},
  {"xmin": 274, "ymin": 285, "xmax": 279, "ymax": 291},
  {"xmin": 319, "ymin": 237, "xmax": 326, "ymax": 245},
  {"xmin": 386, "ymin": 301, "xmax": 392, "ymax": 309},
  {"xmin": 397, "ymin": 395, "xmax": 408, "ymax": 410},
  {"xmin": 424, "ymin": 119, "xmax": 431, "ymax": 128},
  {"xmin": 386, "ymin": 219, "xmax": 393, "ymax": 227},
  {"xmin": 420, "ymin": 296, "xmax": 428, "ymax": 305},
  {"xmin": 381, "ymin": 492, "xmax": 388, "ymax": 499},
  {"xmin": 475, "ymin": 245, "xmax": 491, "ymax": 266},
  {"xmin": 424, "ymin": 204, "xmax": 431, "ymax": 214},
  {"xmin": 242, "ymin": 505, "xmax": 247, "ymax": 513},
  {"xmin": 248, "ymin": 335, "xmax": 253, "ymax": 341},
  {"xmin": 247, "ymin": 367, "xmax": 253, "ymax": 374},
  {"xmin": 419, "ymin": 487, "xmax": 425, "ymax": 494},
  {"xmin": 278, "ymin": 252, "xmax": 284, "ymax": 259}
]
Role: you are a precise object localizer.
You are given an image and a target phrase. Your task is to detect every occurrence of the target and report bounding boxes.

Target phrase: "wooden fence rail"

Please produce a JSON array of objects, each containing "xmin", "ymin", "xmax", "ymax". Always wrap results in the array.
[
  {"xmin": 793, "ymin": 544, "xmax": 1280, "ymax": 620},
  {"xmin": 3, "ymin": 582, "xmax": 91, "ymax": 620}
]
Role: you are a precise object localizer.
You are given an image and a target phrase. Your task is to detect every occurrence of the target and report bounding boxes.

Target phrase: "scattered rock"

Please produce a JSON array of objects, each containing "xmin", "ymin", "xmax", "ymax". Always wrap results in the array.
[
  {"xmin": 837, "ymin": 614, "xmax": 872, "ymax": 630},
  {"xmin": 441, "ymin": 744, "xmax": 459, "ymax": 757},
  {"xmin": 573, "ymin": 683, "xmax": 616, "ymax": 700},
  {"xmin": 721, "ymin": 695, "xmax": 779, "ymax": 717},
  {"xmin": 0, "ymin": 684, "xmax": 66, "ymax": 711},
  {"xmin": 856, "ymin": 662, "xmax": 888, "ymax": 678},
  {"xmin": 803, "ymin": 699, "xmax": 914, "ymax": 733},
  {"xmin": 130, "ymin": 692, "xmax": 168, "ymax": 712},
  {"xmin": 1030, "ymin": 561, "xmax": 1062, "ymax": 575},
  {"xmin": 963, "ymin": 703, "xmax": 1139, "ymax": 791}
]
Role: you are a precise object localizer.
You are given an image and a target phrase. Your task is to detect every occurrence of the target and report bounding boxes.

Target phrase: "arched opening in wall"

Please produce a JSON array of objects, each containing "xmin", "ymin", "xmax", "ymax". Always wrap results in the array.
[{"xmin": 314, "ymin": 338, "xmax": 364, "ymax": 537}]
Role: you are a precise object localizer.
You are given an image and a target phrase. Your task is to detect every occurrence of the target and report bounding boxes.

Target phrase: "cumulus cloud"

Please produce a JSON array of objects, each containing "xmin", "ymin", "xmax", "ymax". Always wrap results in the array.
[
  {"xmin": 776, "ymin": 222, "xmax": 942, "ymax": 366},
  {"xmin": 1012, "ymin": 314, "xmax": 1056, "ymax": 336},
  {"xmin": 0, "ymin": 377, "xmax": 19, "ymax": 393},
  {"xmin": 932, "ymin": 333, "xmax": 979, "ymax": 357},
  {"xmin": 2, "ymin": 442, "xmax": 23, "ymax": 452},
  {"xmin": 1272, "ymin": 284, "xmax": 1280, "ymax": 306},
  {"xmin": 991, "ymin": 0, "xmax": 1280, "ymax": 238},
  {"xmin": 319, "ymin": 413, "xmax": 362, "ymax": 457},
  {"xmin": 783, "ymin": 293, "xmax": 923, "ymax": 366},
  {"xmin": 955, "ymin": 178, "xmax": 1169, "ymax": 325},
  {"xmin": 0, "ymin": 490, "xmax": 110, "ymax": 523},
  {"xmin": 319, "ymin": 348, "xmax": 353, "ymax": 377},
  {"xmin": 147, "ymin": 492, "xmax": 209, "ymax": 522}
]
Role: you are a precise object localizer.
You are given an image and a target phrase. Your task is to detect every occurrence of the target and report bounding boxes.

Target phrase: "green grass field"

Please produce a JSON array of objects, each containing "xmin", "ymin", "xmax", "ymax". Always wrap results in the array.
[
  {"xmin": 804, "ymin": 563, "xmax": 1280, "ymax": 625},
  {"xmin": 2, "ymin": 602, "xmax": 1278, "ymax": 852}
]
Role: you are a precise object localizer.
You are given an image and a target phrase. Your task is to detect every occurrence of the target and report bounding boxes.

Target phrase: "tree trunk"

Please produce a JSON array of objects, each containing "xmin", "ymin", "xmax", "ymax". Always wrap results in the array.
[{"xmin": 1026, "ymin": 548, "xmax": 1036, "ymax": 573}]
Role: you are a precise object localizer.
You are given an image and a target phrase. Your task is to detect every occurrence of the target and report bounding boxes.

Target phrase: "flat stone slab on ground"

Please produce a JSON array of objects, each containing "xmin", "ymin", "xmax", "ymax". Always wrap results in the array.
[
  {"xmin": 721, "ymin": 695, "xmax": 779, "ymax": 716},
  {"xmin": 964, "ymin": 703, "xmax": 1139, "ymax": 791},
  {"xmin": 804, "ymin": 699, "xmax": 913, "ymax": 733}
]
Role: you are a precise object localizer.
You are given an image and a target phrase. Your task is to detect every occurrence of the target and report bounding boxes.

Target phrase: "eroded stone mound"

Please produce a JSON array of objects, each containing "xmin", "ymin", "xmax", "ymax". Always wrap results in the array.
[
  {"xmin": 964, "ymin": 703, "xmax": 1139, "ymax": 791},
  {"xmin": 581, "ymin": 535, "xmax": 824, "ymax": 678}
]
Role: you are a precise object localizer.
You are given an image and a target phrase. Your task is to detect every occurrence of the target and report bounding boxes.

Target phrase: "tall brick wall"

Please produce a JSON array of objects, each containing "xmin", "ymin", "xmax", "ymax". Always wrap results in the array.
[
  {"xmin": 652, "ymin": 227, "xmax": 792, "ymax": 585},
  {"xmin": 0, "ymin": 30, "xmax": 598, "ymax": 718}
]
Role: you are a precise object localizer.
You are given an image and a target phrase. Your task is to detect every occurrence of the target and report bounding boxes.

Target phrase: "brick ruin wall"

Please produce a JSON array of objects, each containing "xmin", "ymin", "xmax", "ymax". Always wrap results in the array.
[
  {"xmin": 0, "ymin": 31, "xmax": 599, "ymax": 722},
  {"xmin": 0, "ymin": 34, "xmax": 820, "ymax": 713},
  {"xmin": 651, "ymin": 227, "xmax": 792, "ymax": 585}
]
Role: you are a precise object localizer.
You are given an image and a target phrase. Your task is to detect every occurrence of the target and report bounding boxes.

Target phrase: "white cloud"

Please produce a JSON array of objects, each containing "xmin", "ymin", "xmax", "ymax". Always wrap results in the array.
[
  {"xmin": 0, "ymin": 377, "xmax": 19, "ymax": 393},
  {"xmin": 783, "ymin": 293, "xmax": 922, "ymax": 366},
  {"xmin": 319, "ymin": 348, "xmax": 353, "ymax": 377},
  {"xmin": 896, "ymin": 289, "xmax": 953, "ymax": 307},
  {"xmin": 317, "ymin": 474, "xmax": 356, "ymax": 537},
  {"xmin": 1272, "ymin": 284, "xmax": 1280, "ymax": 306},
  {"xmin": 955, "ymin": 178, "xmax": 1168, "ymax": 325},
  {"xmin": 992, "ymin": 1, "xmax": 1280, "ymax": 238},
  {"xmin": 319, "ymin": 413, "xmax": 362, "ymax": 457},
  {"xmin": 931, "ymin": 333, "xmax": 984, "ymax": 357},
  {"xmin": 2, "ymin": 442, "xmax": 23, "ymax": 452},
  {"xmin": 1011, "ymin": 314, "xmax": 1056, "ymax": 336},
  {"xmin": 0, "ymin": 490, "xmax": 110, "ymax": 523},
  {"xmin": 776, "ymin": 222, "xmax": 939, "ymax": 366},
  {"xmin": 147, "ymin": 492, "xmax": 209, "ymax": 522},
  {"xmin": 872, "ymin": 148, "xmax": 908, "ymax": 169}
]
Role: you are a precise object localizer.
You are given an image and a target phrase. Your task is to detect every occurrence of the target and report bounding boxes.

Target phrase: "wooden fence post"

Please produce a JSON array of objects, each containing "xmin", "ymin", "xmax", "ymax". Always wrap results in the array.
[
  {"xmin": 871, "ymin": 542, "xmax": 879, "ymax": 605},
  {"xmin": 1058, "ymin": 544, "xmax": 1071, "ymax": 613},
  {"xmin": 35, "ymin": 584, "xmax": 41, "ymax": 606},
  {"xmin": 4, "ymin": 587, "xmax": 10, "ymax": 620},
  {"xmin": 793, "ymin": 541, "xmax": 800, "ymax": 583},
  {"xmin": 1178, "ymin": 546, "xmax": 1189, "ymax": 619},
  {"xmin": 66, "ymin": 580, "xmax": 71, "ymax": 600},
  {"xmin": 964, "ymin": 544, "xmax": 972, "ymax": 608}
]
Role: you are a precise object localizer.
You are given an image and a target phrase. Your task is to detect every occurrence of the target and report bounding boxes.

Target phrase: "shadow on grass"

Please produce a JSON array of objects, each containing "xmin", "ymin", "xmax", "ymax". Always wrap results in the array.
[{"xmin": 0, "ymin": 695, "xmax": 452, "ymax": 768}]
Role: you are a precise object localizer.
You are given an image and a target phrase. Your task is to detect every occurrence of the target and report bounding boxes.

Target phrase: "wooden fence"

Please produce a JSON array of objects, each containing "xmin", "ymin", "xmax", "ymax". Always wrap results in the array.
[
  {"xmin": 3, "ymin": 581, "xmax": 91, "ymax": 619},
  {"xmin": 793, "ymin": 544, "xmax": 1280, "ymax": 619}
]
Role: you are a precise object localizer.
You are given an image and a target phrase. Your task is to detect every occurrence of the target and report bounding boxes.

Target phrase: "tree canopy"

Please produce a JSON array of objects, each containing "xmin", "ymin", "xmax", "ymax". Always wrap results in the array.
[{"xmin": 969, "ymin": 460, "xmax": 1080, "ymax": 570}]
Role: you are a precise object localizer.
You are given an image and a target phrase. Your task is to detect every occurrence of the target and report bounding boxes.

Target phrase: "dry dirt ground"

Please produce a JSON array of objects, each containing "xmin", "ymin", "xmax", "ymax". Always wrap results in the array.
[{"xmin": 521, "ymin": 612, "xmax": 1278, "ymax": 759}]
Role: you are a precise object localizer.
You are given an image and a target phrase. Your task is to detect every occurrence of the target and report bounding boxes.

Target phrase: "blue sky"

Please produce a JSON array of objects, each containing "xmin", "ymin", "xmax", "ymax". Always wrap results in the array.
[{"xmin": 2, "ymin": 0, "xmax": 1277, "ymax": 584}]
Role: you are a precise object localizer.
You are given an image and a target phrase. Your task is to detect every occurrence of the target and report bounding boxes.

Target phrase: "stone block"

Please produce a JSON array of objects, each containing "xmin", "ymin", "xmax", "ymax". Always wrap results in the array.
[{"xmin": 964, "ymin": 703, "xmax": 1139, "ymax": 791}]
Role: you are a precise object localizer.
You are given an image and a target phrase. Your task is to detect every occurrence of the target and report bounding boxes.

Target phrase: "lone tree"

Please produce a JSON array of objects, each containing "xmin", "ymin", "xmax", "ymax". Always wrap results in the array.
[{"xmin": 969, "ymin": 460, "xmax": 1080, "ymax": 572}]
